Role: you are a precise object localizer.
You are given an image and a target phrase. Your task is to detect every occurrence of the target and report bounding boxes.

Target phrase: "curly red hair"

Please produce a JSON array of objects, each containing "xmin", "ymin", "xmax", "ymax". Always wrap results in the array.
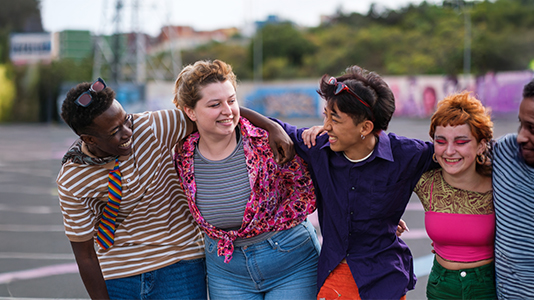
[{"xmin": 429, "ymin": 91, "xmax": 493, "ymax": 176}]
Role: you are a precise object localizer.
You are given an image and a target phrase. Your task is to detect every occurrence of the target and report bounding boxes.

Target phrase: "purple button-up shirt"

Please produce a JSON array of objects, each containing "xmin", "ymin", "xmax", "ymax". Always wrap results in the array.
[{"xmin": 276, "ymin": 120, "xmax": 435, "ymax": 299}]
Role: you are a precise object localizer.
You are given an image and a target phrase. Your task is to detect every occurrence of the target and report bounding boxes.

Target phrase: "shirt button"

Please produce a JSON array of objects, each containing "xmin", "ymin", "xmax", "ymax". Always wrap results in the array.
[
  {"xmin": 243, "ymin": 246, "xmax": 248, "ymax": 250},
  {"xmin": 351, "ymin": 187, "xmax": 355, "ymax": 190},
  {"xmin": 346, "ymin": 254, "xmax": 350, "ymax": 257},
  {"xmin": 127, "ymin": 179, "xmax": 131, "ymax": 182},
  {"xmin": 350, "ymin": 211, "xmax": 354, "ymax": 215},
  {"xmin": 460, "ymin": 271, "xmax": 467, "ymax": 277}
]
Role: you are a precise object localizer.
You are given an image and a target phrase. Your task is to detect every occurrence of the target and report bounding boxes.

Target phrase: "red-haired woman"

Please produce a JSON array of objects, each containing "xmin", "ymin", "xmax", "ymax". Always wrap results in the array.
[{"xmin": 414, "ymin": 92, "xmax": 496, "ymax": 299}]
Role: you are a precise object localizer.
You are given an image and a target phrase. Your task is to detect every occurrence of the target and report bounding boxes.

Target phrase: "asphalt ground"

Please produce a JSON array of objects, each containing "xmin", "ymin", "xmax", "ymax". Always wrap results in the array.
[{"xmin": 0, "ymin": 115, "xmax": 520, "ymax": 299}]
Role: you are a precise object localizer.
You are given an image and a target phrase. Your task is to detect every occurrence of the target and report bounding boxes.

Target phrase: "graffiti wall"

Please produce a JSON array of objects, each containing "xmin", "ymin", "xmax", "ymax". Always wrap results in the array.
[
  {"xmin": 385, "ymin": 71, "xmax": 533, "ymax": 117},
  {"xmin": 244, "ymin": 86, "xmax": 321, "ymax": 118},
  {"xmin": 142, "ymin": 70, "xmax": 534, "ymax": 118},
  {"xmin": 475, "ymin": 71, "xmax": 532, "ymax": 114}
]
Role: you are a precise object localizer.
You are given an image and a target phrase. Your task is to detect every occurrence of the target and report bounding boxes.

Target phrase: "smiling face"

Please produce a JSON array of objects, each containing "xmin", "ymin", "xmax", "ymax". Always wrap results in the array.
[
  {"xmin": 82, "ymin": 100, "xmax": 133, "ymax": 158},
  {"xmin": 517, "ymin": 97, "xmax": 534, "ymax": 167},
  {"xmin": 323, "ymin": 102, "xmax": 369, "ymax": 158},
  {"xmin": 184, "ymin": 80, "xmax": 239, "ymax": 140},
  {"xmin": 433, "ymin": 124, "xmax": 485, "ymax": 177}
]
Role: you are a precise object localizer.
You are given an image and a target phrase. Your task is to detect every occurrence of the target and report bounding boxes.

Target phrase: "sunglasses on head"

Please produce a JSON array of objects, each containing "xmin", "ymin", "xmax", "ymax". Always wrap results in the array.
[
  {"xmin": 327, "ymin": 77, "xmax": 371, "ymax": 108},
  {"xmin": 74, "ymin": 77, "xmax": 107, "ymax": 107},
  {"xmin": 327, "ymin": 77, "xmax": 374, "ymax": 120}
]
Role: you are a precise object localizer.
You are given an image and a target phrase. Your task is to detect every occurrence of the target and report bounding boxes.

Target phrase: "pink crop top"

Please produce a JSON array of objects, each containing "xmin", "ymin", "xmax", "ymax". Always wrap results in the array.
[{"xmin": 425, "ymin": 180, "xmax": 495, "ymax": 262}]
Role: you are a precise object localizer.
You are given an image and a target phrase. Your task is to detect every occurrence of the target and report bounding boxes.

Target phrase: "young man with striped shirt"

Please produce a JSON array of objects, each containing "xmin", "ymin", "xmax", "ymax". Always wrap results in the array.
[
  {"xmin": 493, "ymin": 78, "xmax": 534, "ymax": 299},
  {"xmin": 57, "ymin": 78, "xmax": 293, "ymax": 299}
]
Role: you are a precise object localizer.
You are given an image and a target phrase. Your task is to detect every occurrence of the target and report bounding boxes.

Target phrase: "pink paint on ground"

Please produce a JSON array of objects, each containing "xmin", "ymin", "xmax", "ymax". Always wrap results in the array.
[{"xmin": 0, "ymin": 263, "xmax": 78, "ymax": 284}]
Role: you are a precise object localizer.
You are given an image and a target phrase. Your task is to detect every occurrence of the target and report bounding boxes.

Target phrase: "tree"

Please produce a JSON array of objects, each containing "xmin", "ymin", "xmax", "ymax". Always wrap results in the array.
[
  {"xmin": 181, "ymin": 40, "xmax": 252, "ymax": 80},
  {"xmin": 253, "ymin": 22, "xmax": 317, "ymax": 79},
  {"xmin": 0, "ymin": 0, "xmax": 43, "ymax": 63}
]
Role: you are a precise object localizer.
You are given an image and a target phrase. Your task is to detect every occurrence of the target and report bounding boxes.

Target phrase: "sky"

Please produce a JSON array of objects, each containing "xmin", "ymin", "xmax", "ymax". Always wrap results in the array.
[{"xmin": 40, "ymin": 0, "xmax": 439, "ymax": 36}]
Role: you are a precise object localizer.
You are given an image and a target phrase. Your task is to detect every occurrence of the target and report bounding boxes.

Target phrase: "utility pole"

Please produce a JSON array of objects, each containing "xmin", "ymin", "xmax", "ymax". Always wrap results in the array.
[
  {"xmin": 253, "ymin": 25, "xmax": 263, "ymax": 83},
  {"xmin": 166, "ymin": 0, "xmax": 181, "ymax": 76},
  {"xmin": 132, "ymin": 0, "xmax": 146, "ymax": 84},
  {"xmin": 458, "ymin": 0, "xmax": 472, "ymax": 88},
  {"xmin": 111, "ymin": 0, "xmax": 123, "ymax": 83}
]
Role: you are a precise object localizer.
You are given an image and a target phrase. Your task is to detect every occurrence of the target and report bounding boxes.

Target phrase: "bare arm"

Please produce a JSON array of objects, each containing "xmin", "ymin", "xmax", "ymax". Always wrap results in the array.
[
  {"xmin": 184, "ymin": 112, "xmax": 197, "ymax": 136},
  {"xmin": 70, "ymin": 240, "xmax": 110, "ymax": 299},
  {"xmin": 240, "ymin": 107, "xmax": 295, "ymax": 165}
]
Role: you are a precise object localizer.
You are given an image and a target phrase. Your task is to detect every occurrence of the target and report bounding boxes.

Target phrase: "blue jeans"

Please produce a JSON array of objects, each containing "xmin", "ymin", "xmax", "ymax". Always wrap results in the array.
[
  {"xmin": 105, "ymin": 258, "xmax": 207, "ymax": 300},
  {"xmin": 205, "ymin": 219, "xmax": 321, "ymax": 300}
]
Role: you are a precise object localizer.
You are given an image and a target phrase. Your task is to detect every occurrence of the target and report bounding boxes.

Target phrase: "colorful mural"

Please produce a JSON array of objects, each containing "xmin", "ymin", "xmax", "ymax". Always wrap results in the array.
[
  {"xmin": 143, "ymin": 70, "xmax": 534, "ymax": 118},
  {"xmin": 244, "ymin": 87, "xmax": 321, "ymax": 118}
]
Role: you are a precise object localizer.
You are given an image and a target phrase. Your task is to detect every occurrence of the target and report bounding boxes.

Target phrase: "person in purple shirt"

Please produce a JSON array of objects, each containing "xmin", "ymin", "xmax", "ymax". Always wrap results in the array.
[{"xmin": 272, "ymin": 65, "xmax": 436, "ymax": 299}]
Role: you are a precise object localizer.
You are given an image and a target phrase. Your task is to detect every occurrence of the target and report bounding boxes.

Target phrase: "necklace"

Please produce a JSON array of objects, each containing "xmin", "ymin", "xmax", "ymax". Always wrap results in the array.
[{"xmin": 343, "ymin": 149, "xmax": 374, "ymax": 163}]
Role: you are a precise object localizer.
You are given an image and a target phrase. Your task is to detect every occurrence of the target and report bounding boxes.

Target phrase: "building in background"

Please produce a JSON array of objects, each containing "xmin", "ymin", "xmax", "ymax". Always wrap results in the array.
[
  {"xmin": 57, "ymin": 30, "xmax": 93, "ymax": 61},
  {"xmin": 9, "ymin": 32, "xmax": 52, "ymax": 65},
  {"xmin": 147, "ymin": 25, "xmax": 239, "ymax": 55}
]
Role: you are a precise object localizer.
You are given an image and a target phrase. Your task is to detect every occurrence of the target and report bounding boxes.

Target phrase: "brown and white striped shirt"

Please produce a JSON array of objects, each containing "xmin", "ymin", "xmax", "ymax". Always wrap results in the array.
[{"xmin": 57, "ymin": 109, "xmax": 204, "ymax": 280}]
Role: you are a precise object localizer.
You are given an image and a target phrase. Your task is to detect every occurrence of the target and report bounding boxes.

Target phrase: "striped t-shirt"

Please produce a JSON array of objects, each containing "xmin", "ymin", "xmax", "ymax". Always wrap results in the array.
[
  {"xmin": 57, "ymin": 109, "xmax": 204, "ymax": 280},
  {"xmin": 493, "ymin": 134, "xmax": 534, "ymax": 299},
  {"xmin": 193, "ymin": 130, "xmax": 275, "ymax": 246},
  {"xmin": 194, "ymin": 131, "xmax": 250, "ymax": 230}
]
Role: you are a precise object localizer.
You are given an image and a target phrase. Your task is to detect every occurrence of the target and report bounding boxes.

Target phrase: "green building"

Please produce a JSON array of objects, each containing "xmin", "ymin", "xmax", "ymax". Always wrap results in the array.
[{"xmin": 59, "ymin": 30, "xmax": 93, "ymax": 61}]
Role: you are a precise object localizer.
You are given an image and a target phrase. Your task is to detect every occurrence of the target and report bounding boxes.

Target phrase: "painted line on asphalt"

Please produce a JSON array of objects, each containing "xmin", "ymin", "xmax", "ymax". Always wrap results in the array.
[
  {"xmin": 0, "ymin": 252, "xmax": 74, "ymax": 260},
  {"xmin": 0, "ymin": 185, "xmax": 55, "ymax": 195},
  {"xmin": 0, "ymin": 224, "xmax": 65, "ymax": 232},
  {"xmin": 0, "ymin": 263, "xmax": 78, "ymax": 284},
  {"xmin": 0, "ymin": 298, "xmax": 85, "ymax": 300},
  {"xmin": 0, "ymin": 204, "xmax": 59, "ymax": 214}
]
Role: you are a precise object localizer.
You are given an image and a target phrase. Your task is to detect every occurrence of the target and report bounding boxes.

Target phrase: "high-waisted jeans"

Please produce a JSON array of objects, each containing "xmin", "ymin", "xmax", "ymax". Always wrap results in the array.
[
  {"xmin": 427, "ymin": 256, "xmax": 496, "ymax": 300},
  {"xmin": 205, "ymin": 219, "xmax": 321, "ymax": 300},
  {"xmin": 105, "ymin": 258, "xmax": 207, "ymax": 299}
]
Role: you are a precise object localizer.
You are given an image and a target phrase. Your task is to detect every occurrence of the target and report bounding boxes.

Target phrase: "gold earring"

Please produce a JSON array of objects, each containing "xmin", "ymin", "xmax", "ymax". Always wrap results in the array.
[
  {"xmin": 433, "ymin": 153, "xmax": 438, "ymax": 163},
  {"xmin": 476, "ymin": 153, "xmax": 486, "ymax": 165}
]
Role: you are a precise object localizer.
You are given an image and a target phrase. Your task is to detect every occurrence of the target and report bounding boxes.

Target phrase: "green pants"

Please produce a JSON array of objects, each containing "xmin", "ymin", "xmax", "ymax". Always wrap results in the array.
[{"xmin": 426, "ymin": 257, "xmax": 496, "ymax": 300}]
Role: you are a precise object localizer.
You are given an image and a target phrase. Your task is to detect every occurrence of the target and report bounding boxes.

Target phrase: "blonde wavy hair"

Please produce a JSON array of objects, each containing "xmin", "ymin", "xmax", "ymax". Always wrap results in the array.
[{"xmin": 173, "ymin": 59, "xmax": 237, "ymax": 109}]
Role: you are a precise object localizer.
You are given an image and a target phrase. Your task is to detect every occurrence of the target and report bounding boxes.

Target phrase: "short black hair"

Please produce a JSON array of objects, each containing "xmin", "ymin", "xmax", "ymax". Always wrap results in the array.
[
  {"xmin": 523, "ymin": 79, "xmax": 534, "ymax": 99},
  {"xmin": 61, "ymin": 81, "xmax": 115, "ymax": 135},
  {"xmin": 318, "ymin": 65, "xmax": 395, "ymax": 133}
]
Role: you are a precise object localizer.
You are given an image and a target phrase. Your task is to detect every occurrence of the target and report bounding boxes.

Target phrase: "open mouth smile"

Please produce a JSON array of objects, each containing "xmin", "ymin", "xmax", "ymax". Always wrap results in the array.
[{"xmin": 119, "ymin": 139, "xmax": 132, "ymax": 148}]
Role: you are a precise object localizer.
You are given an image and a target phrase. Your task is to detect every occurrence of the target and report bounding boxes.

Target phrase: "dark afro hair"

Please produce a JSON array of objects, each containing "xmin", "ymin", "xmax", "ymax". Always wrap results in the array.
[
  {"xmin": 523, "ymin": 78, "xmax": 534, "ymax": 99},
  {"xmin": 60, "ymin": 81, "xmax": 115, "ymax": 135}
]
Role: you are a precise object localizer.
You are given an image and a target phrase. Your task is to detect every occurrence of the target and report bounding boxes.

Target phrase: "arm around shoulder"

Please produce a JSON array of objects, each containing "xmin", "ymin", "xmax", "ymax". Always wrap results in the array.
[{"xmin": 240, "ymin": 107, "xmax": 295, "ymax": 165}]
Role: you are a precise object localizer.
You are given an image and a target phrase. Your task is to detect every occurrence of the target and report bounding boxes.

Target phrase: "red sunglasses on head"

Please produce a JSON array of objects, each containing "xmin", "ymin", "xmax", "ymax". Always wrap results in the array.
[
  {"xmin": 327, "ymin": 77, "xmax": 374, "ymax": 120},
  {"xmin": 74, "ymin": 77, "xmax": 107, "ymax": 107},
  {"xmin": 327, "ymin": 77, "xmax": 371, "ymax": 108}
]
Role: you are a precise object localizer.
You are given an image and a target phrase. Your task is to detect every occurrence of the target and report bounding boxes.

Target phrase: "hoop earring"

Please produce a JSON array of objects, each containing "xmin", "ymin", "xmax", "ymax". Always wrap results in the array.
[
  {"xmin": 476, "ymin": 153, "xmax": 486, "ymax": 165},
  {"xmin": 432, "ymin": 153, "xmax": 438, "ymax": 163},
  {"xmin": 361, "ymin": 134, "xmax": 365, "ymax": 140}
]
